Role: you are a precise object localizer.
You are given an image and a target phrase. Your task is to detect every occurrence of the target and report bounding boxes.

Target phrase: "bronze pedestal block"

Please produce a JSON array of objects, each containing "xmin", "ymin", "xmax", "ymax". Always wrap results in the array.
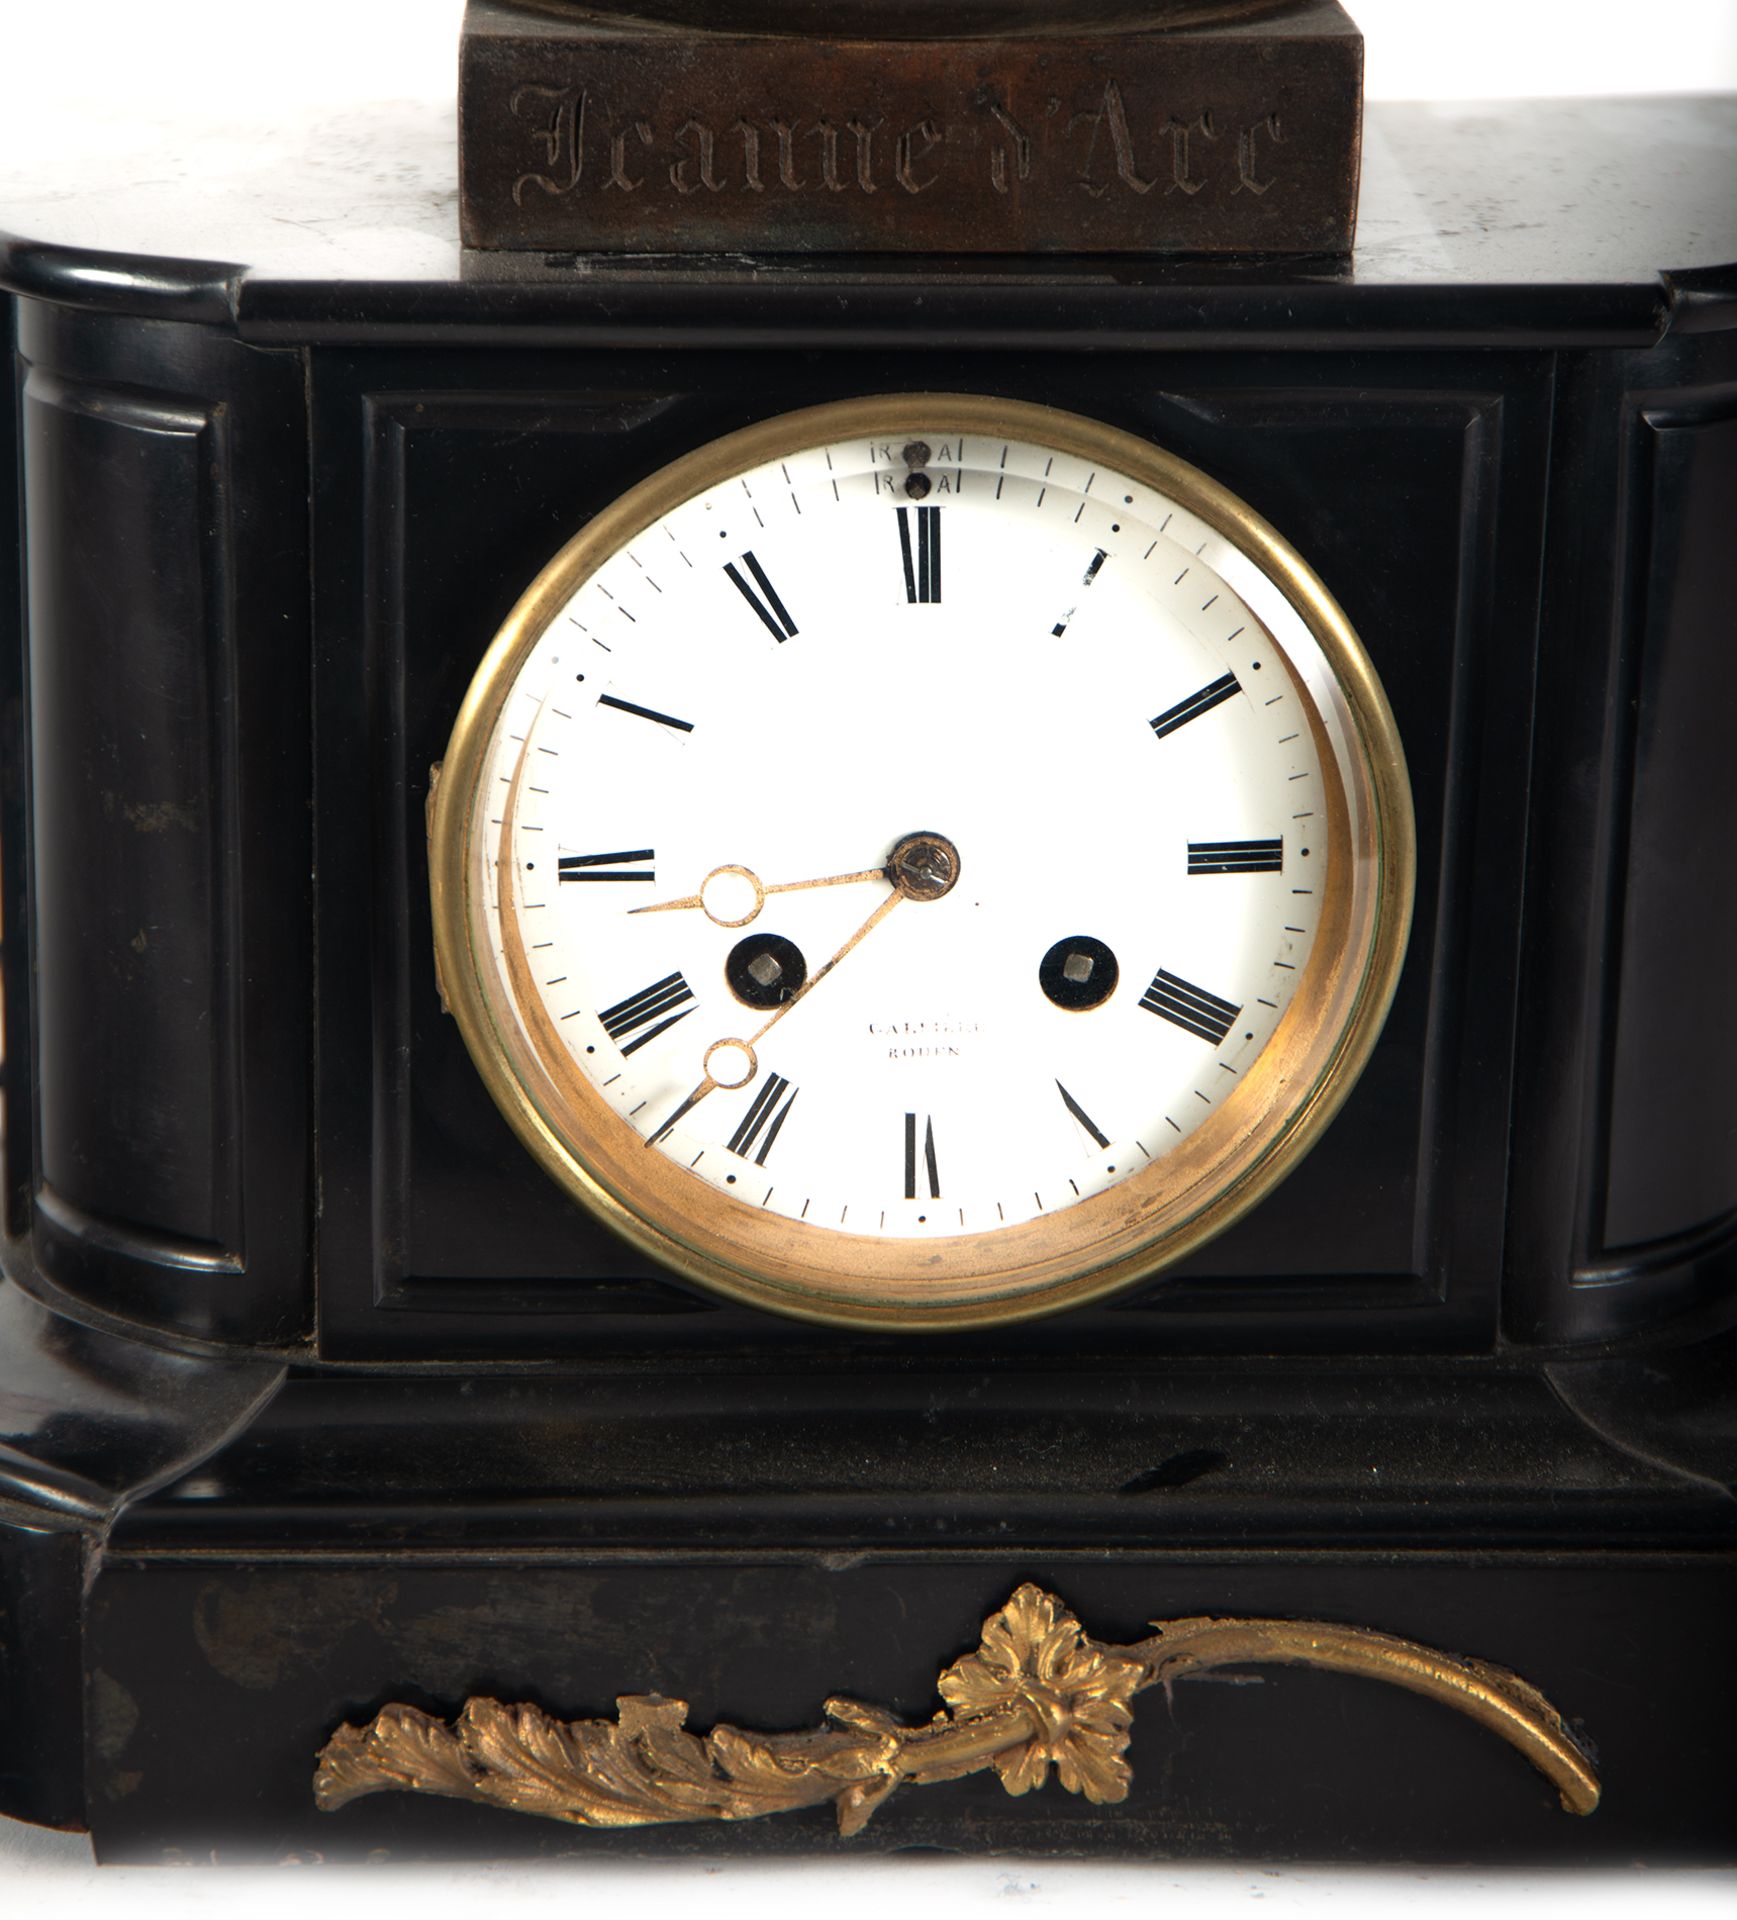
[{"xmin": 459, "ymin": 0, "xmax": 1364, "ymax": 254}]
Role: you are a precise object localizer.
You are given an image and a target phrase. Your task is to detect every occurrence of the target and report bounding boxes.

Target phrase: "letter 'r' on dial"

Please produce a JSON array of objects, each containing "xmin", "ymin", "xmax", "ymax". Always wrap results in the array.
[{"xmin": 429, "ymin": 395, "xmax": 1414, "ymax": 1331}]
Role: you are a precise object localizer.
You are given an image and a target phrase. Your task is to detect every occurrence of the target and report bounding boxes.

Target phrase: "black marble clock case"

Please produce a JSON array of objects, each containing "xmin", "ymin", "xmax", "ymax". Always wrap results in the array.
[{"xmin": 2, "ymin": 110, "xmax": 1735, "ymax": 1862}]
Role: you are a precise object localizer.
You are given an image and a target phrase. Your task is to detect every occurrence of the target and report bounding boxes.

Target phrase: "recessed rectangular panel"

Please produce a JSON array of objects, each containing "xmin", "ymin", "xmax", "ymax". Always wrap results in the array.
[
  {"xmin": 25, "ymin": 374, "xmax": 232, "ymax": 1249},
  {"xmin": 328, "ymin": 387, "xmax": 698, "ymax": 1341},
  {"xmin": 318, "ymin": 364, "xmax": 1537, "ymax": 1356},
  {"xmin": 1604, "ymin": 411, "xmax": 1737, "ymax": 1252},
  {"xmin": 81, "ymin": 1547, "xmax": 1737, "ymax": 1862}
]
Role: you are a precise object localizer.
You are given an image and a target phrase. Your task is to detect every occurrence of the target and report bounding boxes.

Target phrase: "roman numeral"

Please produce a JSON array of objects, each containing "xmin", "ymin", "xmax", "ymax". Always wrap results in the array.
[
  {"xmin": 1056, "ymin": 1080, "xmax": 1110, "ymax": 1150},
  {"xmin": 727, "ymin": 1073, "xmax": 799, "ymax": 1166},
  {"xmin": 1139, "ymin": 969, "xmax": 1241, "ymax": 1046},
  {"xmin": 597, "ymin": 693, "xmax": 694, "ymax": 733},
  {"xmin": 725, "ymin": 550, "xmax": 798, "ymax": 641},
  {"xmin": 1187, "ymin": 838, "xmax": 1283, "ymax": 876},
  {"xmin": 904, "ymin": 1112, "xmax": 941, "ymax": 1200},
  {"xmin": 558, "ymin": 848, "xmax": 655, "ymax": 884},
  {"xmin": 897, "ymin": 506, "xmax": 942, "ymax": 603},
  {"xmin": 1052, "ymin": 548, "xmax": 1108, "ymax": 638},
  {"xmin": 600, "ymin": 971, "xmax": 695, "ymax": 1054},
  {"xmin": 1151, "ymin": 672, "xmax": 1240, "ymax": 738}
]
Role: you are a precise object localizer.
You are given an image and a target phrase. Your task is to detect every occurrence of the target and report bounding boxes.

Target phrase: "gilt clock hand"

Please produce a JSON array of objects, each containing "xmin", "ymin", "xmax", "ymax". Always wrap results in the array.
[
  {"xmin": 643, "ymin": 832, "xmax": 959, "ymax": 1148},
  {"xmin": 642, "ymin": 1036, "xmax": 762, "ymax": 1150},
  {"xmin": 644, "ymin": 884, "xmax": 906, "ymax": 1148},
  {"xmin": 630, "ymin": 860, "xmax": 892, "ymax": 928}
]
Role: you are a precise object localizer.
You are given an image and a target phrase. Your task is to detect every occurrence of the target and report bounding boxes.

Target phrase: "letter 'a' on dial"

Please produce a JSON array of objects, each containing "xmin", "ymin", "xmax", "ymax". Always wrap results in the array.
[{"xmin": 429, "ymin": 395, "xmax": 1415, "ymax": 1331}]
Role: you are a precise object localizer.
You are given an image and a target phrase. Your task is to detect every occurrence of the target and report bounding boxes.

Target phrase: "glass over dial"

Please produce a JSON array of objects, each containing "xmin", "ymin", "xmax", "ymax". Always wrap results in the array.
[{"xmin": 430, "ymin": 396, "xmax": 1413, "ymax": 1328}]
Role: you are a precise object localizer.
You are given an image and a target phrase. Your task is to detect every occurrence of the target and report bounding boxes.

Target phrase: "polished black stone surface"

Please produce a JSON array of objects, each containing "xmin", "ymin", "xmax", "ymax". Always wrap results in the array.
[{"xmin": 0, "ymin": 91, "xmax": 1732, "ymax": 1861}]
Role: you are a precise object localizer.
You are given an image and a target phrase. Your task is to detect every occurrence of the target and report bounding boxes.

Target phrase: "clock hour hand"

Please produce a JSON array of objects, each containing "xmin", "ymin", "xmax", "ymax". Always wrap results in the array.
[
  {"xmin": 643, "ymin": 1083, "xmax": 709, "ymax": 1152},
  {"xmin": 630, "ymin": 861, "xmax": 891, "ymax": 929},
  {"xmin": 644, "ymin": 1038, "xmax": 759, "ymax": 1150}
]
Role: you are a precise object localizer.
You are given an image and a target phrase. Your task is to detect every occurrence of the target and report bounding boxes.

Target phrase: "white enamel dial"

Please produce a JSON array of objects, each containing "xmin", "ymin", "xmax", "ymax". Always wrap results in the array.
[{"xmin": 433, "ymin": 397, "xmax": 1413, "ymax": 1329}]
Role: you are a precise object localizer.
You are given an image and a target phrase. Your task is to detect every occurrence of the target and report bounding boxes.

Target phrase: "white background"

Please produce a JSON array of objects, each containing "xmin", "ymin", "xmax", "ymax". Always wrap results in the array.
[
  {"xmin": 0, "ymin": 0, "xmax": 1736, "ymax": 107},
  {"xmin": 1, "ymin": 0, "xmax": 1735, "ymax": 1915}
]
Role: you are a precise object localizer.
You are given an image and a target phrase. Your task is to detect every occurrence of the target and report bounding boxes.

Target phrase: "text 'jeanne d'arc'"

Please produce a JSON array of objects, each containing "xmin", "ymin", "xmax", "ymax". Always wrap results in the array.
[{"xmin": 506, "ymin": 83, "xmax": 1289, "ymax": 207}]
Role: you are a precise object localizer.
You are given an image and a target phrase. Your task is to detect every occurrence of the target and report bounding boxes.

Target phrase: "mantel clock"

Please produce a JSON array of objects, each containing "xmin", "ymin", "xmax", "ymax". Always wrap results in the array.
[{"xmin": 0, "ymin": 0, "xmax": 1734, "ymax": 1867}]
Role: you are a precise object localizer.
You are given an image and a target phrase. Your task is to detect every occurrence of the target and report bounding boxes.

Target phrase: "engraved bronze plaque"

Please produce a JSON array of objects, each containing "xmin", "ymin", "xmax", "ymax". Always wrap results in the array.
[{"xmin": 459, "ymin": 0, "xmax": 1364, "ymax": 255}]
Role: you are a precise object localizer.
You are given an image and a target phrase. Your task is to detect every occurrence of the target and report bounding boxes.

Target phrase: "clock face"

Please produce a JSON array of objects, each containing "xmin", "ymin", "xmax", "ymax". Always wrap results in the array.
[{"xmin": 431, "ymin": 396, "xmax": 1413, "ymax": 1328}]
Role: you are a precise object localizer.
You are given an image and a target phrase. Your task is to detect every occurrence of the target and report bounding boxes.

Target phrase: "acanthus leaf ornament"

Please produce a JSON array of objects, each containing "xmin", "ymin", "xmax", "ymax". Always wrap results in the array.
[
  {"xmin": 314, "ymin": 1585, "xmax": 1601, "ymax": 1834},
  {"xmin": 936, "ymin": 1585, "xmax": 1142, "ymax": 1802}
]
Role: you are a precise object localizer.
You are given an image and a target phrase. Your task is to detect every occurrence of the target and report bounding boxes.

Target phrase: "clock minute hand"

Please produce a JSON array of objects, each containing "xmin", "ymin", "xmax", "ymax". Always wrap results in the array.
[
  {"xmin": 642, "ymin": 1068, "xmax": 727, "ymax": 1152},
  {"xmin": 642, "ymin": 832, "xmax": 957, "ymax": 1151},
  {"xmin": 737, "ymin": 831, "xmax": 958, "ymax": 1044},
  {"xmin": 749, "ymin": 883, "xmax": 904, "ymax": 1042}
]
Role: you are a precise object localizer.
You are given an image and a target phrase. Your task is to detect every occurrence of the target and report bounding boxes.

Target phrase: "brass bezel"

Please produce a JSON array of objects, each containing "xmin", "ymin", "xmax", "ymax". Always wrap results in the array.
[{"xmin": 429, "ymin": 394, "xmax": 1415, "ymax": 1331}]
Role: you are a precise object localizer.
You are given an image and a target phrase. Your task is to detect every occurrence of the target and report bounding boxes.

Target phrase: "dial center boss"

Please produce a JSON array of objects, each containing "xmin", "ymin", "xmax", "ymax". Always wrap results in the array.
[{"xmin": 887, "ymin": 831, "xmax": 961, "ymax": 904}]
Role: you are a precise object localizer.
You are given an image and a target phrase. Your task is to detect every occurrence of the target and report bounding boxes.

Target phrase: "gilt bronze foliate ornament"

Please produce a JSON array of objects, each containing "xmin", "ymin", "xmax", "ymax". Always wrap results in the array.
[{"xmin": 316, "ymin": 1586, "xmax": 1601, "ymax": 1834}]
